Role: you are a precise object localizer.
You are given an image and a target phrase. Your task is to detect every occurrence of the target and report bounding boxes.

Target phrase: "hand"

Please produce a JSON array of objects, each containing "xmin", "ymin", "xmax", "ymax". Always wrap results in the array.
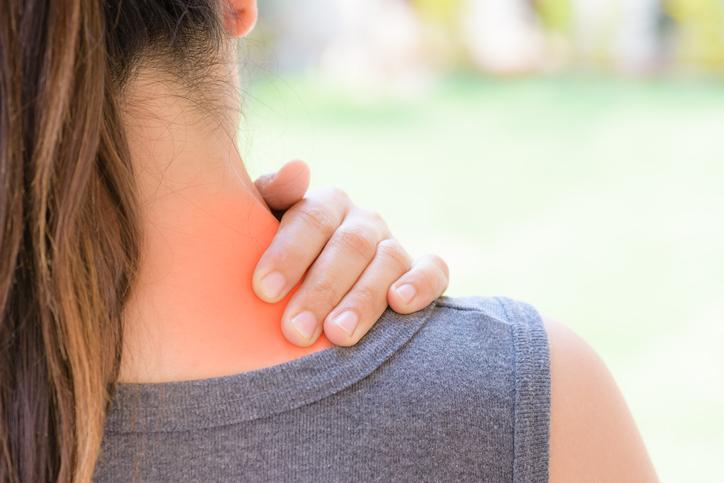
[{"xmin": 253, "ymin": 160, "xmax": 450, "ymax": 347}]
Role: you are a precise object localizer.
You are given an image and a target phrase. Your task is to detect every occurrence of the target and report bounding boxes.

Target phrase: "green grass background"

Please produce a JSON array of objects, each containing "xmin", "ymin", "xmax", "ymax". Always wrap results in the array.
[{"xmin": 242, "ymin": 74, "xmax": 724, "ymax": 481}]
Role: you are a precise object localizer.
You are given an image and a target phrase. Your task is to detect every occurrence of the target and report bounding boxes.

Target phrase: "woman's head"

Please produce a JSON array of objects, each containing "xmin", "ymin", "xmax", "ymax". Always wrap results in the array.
[{"xmin": 0, "ymin": 1, "xmax": 256, "ymax": 481}]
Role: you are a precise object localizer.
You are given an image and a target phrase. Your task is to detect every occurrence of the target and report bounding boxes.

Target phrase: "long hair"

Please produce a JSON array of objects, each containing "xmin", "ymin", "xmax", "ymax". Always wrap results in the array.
[{"xmin": 0, "ymin": 1, "xmax": 222, "ymax": 481}]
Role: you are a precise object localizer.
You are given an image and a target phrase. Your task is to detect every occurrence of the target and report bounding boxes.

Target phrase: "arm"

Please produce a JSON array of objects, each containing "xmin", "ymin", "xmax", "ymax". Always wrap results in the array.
[{"xmin": 544, "ymin": 317, "xmax": 658, "ymax": 482}]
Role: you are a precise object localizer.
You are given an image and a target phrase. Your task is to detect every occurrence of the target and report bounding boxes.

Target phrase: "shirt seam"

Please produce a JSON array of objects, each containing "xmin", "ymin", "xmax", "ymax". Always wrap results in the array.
[{"xmin": 499, "ymin": 297, "xmax": 551, "ymax": 483}]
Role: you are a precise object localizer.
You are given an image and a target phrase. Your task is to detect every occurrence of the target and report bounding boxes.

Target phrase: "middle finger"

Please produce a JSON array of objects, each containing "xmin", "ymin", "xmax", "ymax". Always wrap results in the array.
[{"xmin": 280, "ymin": 211, "xmax": 391, "ymax": 346}]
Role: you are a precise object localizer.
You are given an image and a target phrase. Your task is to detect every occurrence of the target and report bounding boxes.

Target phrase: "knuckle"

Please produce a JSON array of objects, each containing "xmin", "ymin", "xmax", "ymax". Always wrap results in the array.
[
  {"xmin": 307, "ymin": 277, "xmax": 339, "ymax": 306},
  {"xmin": 329, "ymin": 186, "xmax": 350, "ymax": 203},
  {"xmin": 294, "ymin": 204, "xmax": 336, "ymax": 238},
  {"xmin": 376, "ymin": 238, "xmax": 410, "ymax": 271},
  {"xmin": 370, "ymin": 210, "xmax": 386, "ymax": 226},
  {"xmin": 351, "ymin": 284, "xmax": 378, "ymax": 310},
  {"xmin": 260, "ymin": 248, "xmax": 290, "ymax": 271},
  {"xmin": 360, "ymin": 208, "xmax": 387, "ymax": 229},
  {"xmin": 332, "ymin": 225, "xmax": 377, "ymax": 259},
  {"xmin": 316, "ymin": 186, "xmax": 349, "ymax": 206}
]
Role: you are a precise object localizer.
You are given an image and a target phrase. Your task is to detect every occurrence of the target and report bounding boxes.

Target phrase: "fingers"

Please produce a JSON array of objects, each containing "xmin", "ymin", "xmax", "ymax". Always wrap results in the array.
[
  {"xmin": 322, "ymin": 239, "xmax": 414, "ymax": 347},
  {"xmin": 254, "ymin": 178, "xmax": 449, "ymax": 349},
  {"xmin": 252, "ymin": 187, "xmax": 350, "ymax": 303},
  {"xmin": 253, "ymin": 160, "xmax": 310, "ymax": 212},
  {"xmin": 387, "ymin": 254, "xmax": 449, "ymax": 314},
  {"xmin": 279, "ymin": 209, "xmax": 392, "ymax": 346}
]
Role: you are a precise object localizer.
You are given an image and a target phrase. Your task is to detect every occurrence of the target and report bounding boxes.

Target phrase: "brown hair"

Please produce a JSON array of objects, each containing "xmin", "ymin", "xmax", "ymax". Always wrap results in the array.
[{"xmin": 0, "ymin": 1, "xmax": 222, "ymax": 481}]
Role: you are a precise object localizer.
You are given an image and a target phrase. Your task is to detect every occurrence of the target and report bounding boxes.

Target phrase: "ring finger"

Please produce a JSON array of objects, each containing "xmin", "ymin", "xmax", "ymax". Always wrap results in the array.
[{"xmin": 322, "ymin": 238, "xmax": 413, "ymax": 347}]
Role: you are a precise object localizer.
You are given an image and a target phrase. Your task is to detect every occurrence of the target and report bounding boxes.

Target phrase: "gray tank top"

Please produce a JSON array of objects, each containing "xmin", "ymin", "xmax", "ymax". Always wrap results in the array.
[{"xmin": 95, "ymin": 296, "xmax": 550, "ymax": 482}]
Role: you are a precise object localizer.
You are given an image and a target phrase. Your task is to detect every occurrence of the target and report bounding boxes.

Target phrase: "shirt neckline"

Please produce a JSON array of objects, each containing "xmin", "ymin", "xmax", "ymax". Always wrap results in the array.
[{"xmin": 104, "ymin": 300, "xmax": 438, "ymax": 434}]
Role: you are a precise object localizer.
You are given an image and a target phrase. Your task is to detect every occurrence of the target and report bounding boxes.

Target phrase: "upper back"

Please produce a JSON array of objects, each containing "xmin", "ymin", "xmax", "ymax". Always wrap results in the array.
[{"xmin": 95, "ymin": 296, "xmax": 550, "ymax": 482}]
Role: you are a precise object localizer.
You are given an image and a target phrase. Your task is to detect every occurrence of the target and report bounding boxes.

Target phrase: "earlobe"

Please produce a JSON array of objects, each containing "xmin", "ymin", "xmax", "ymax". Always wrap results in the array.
[{"xmin": 222, "ymin": 0, "xmax": 258, "ymax": 37}]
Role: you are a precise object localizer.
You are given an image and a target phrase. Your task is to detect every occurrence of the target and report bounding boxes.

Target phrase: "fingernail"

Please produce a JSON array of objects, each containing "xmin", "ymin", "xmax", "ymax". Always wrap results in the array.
[
  {"xmin": 332, "ymin": 310, "xmax": 359, "ymax": 337},
  {"xmin": 259, "ymin": 271, "xmax": 286, "ymax": 300},
  {"xmin": 395, "ymin": 284, "xmax": 417, "ymax": 304},
  {"xmin": 291, "ymin": 311, "xmax": 317, "ymax": 341}
]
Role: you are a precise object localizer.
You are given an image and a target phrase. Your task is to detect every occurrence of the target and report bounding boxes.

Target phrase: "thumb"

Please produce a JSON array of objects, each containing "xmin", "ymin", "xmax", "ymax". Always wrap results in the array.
[{"xmin": 254, "ymin": 160, "xmax": 311, "ymax": 212}]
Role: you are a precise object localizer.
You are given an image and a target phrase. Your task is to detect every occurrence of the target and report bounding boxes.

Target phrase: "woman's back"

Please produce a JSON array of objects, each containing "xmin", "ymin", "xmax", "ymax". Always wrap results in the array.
[
  {"xmin": 2, "ymin": 2, "xmax": 658, "ymax": 481},
  {"xmin": 95, "ymin": 296, "xmax": 550, "ymax": 482}
]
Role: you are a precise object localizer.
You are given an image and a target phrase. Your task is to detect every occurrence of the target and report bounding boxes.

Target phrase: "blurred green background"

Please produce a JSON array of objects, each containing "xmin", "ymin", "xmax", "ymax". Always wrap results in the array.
[{"xmin": 242, "ymin": 2, "xmax": 724, "ymax": 481}]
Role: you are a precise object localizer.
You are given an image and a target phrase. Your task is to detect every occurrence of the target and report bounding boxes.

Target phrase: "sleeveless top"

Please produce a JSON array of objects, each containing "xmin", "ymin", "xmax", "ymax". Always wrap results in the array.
[{"xmin": 94, "ymin": 296, "xmax": 551, "ymax": 482}]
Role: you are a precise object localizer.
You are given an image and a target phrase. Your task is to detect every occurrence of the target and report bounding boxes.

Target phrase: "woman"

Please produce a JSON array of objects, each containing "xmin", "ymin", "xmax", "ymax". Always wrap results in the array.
[{"xmin": 0, "ymin": 1, "xmax": 657, "ymax": 482}]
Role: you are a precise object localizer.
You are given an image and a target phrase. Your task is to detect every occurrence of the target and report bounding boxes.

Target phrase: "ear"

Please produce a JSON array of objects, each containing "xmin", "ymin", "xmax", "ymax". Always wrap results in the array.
[{"xmin": 222, "ymin": 0, "xmax": 258, "ymax": 37}]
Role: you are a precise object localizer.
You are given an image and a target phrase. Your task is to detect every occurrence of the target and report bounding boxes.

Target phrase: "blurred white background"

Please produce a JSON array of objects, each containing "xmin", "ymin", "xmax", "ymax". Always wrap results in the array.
[{"xmin": 241, "ymin": 1, "xmax": 724, "ymax": 480}]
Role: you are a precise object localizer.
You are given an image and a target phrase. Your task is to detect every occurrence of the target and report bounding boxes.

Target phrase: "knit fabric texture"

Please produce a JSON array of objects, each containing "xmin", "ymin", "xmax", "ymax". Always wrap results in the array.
[{"xmin": 95, "ymin": 296, "xmax": 550, "ymax": 482}]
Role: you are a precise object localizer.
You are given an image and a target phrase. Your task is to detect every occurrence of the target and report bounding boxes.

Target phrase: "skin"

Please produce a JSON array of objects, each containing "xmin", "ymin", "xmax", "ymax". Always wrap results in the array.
[
  {"xmin": 252, "ymin": 162, "xmax": 449, "ymax": 348},
  {"xmin": 123, "ymin": 0, "xmax": 659, "ymax": 479},
  {"xmin": 118, "ymin": 2, "xmax": 449, "ymax": 381},
  {"xmin": 544, "ymin": 318, "xmax": 659, "ymax": 482}
]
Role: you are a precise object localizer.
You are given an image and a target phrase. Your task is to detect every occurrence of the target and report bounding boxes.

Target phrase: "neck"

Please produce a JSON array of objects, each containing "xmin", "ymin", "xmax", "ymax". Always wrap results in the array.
[{"xmin": 118, "ymin": 74, "xmax": 332, "ymax": 383}]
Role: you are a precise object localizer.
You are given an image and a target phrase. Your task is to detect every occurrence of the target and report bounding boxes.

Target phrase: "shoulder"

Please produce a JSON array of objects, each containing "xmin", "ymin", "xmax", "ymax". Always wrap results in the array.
[
  {"xmin": 420, "ymin": 295, "xmax": 551, "ymax": 481},
  {"xmin": 430, "ymin": 295, "xmax": 547, "ymax": 337},
  {"xmin": 421, "ymin": 296, "xmax": 550, "ymax": 386},
  {"xmin": 429, "ymin": 296, "xmax": 550, "ymax": 371},
  {"xmin": 542, "ymin": 317, "xmax": 658, "ymax": 482},
  {"xmin": 426, "ymin": 296, "xmax": 657, "ymax": 482}
]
